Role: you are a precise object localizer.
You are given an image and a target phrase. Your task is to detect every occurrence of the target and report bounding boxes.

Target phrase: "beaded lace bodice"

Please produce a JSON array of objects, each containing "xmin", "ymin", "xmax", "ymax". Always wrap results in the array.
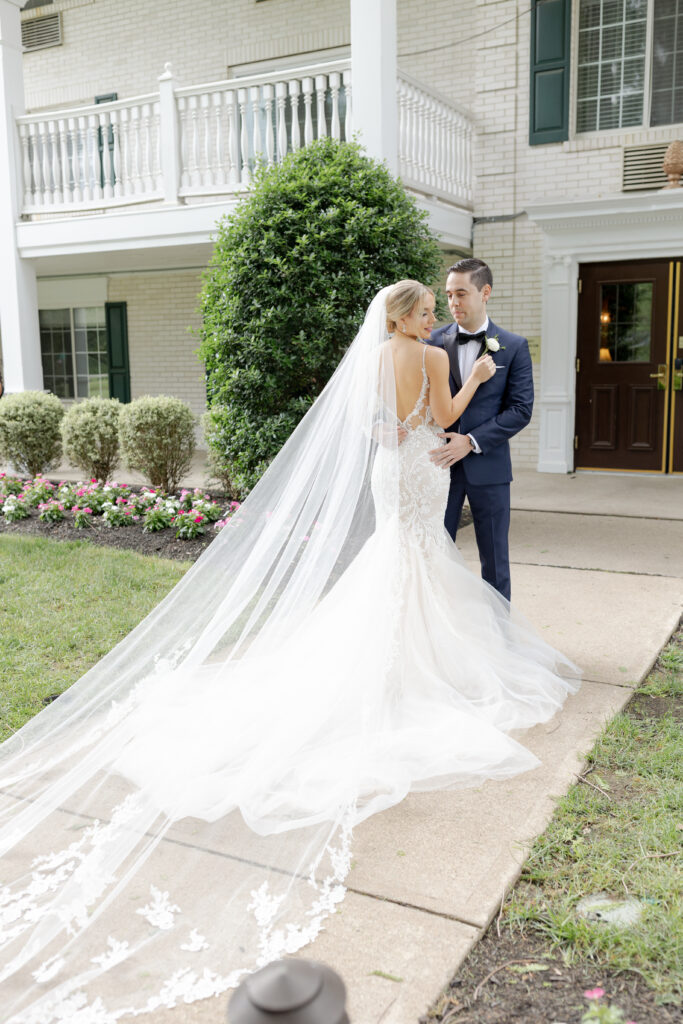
[{"xmin": 394, "ymin": 344, "xmax": 450, "ymax": 549}]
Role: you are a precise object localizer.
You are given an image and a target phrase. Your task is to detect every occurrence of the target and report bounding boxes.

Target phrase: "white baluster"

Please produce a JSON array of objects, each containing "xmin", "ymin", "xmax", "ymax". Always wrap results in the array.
[
  {"xmin": 315, "ymin": 74, "xmax": 327, "ymax": 138},
  {"xmin": 200, "ymin": 92, "xmax": 212, "ymax": 186},
  {"xmin": 251, "ymin": 85, "xmax": 263, "ymax": 167},
  {"xmin": 153, "ymin": 102, "xmax": 162, "ymax": 192},
  {"xmin": 288, "ymin": 79, "xmax": 300, "ymax": 151},
  {"xmin": 87, "ymin": 113, "xmax": 102, "ymax": 201},
  {"xmin": 28, "ymin": 122, "xmax": 42, "ymax": 206},
  {"xmin": 237, "ymin": 87, "xmax": 250, "ymax": 183},
  {"xmin": 212, "ymin": 91, "xmax": 226, "ymax": 185},
  {"xmin": 67, "ymin": 117, "xmax": 80, "ymax": 202},
  {"xmin": 397, "ymin": 81, "xmax": 407, "ymax": 179},
  {"xmin": 188, "ymin": 95, "xmax": 200, "ymax": 188},
  {"xmin": 57, "ymin": 117, "xmax": 70, "ymax": 203},
  {"xmin": 263, "ymin": 84, "xmax": 275, "ymax": 166},
  {"xmin": 100, "ymin": 110, "xmax": 114, "ymax": 200},
  {"xmin": 39, "ymin": 120, "xmax": 51, "ymax": 204},
  {"xmin": 343, "ymin": 68, "xmax": 352, "ymax": 142},
  {"xmin": 177, "ymin": 96, "xmax": 189, "ymax": 189},
  {"xmin": 415, "ymin": 90, "xmax": 426, "ymax": 188},
  {"xmin": 409, "ymin": 86, "xmax": 419, "ymax": 182},
  {"xmin": 110, "ymin": 108, "xmax": 123, "ymax": 198},
  {"xmin": 465, "ymin": 120, "xmax": 472, "ymax": 203},
  {"xmin": 226, "ymin": 89, "xmax": 240, "ymax": 185},
  {"xmin": 329, "ymin": 72, "xmax": 341, "ymax": 140},
  {"xmin": 119, "ymin": 106, "xmax": 131, "ymax": 196},
  {"xmin": 130, "ymin": 106, "xmax": 143, "ymax": 194},
  {"xmin": 427, "ymin": 100, "xmax": 437, "ymax": 189},
  {"xmin": 48, "ymin": 119, "xmax": 61, "ymax": 203},
  {"xmin": 275, "ymin": 81, "xmax": 288, "ymax": 160},
  {"xmin": 302, "ymin": 77, "xmax": 314, "ymax": 146},
  {"xmin": 19, "ymin": 124, "xmax": 32, "ymax": 207},
  {"xmin": 141, "ymin": 101, "xmax": 153, "ymax": 193}
]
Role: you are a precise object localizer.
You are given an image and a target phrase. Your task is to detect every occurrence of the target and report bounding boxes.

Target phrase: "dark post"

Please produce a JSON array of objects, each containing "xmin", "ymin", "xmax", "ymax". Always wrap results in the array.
[{"xmin": 228, "ymin": 958, "xmax": 349, "ymax": 1023}]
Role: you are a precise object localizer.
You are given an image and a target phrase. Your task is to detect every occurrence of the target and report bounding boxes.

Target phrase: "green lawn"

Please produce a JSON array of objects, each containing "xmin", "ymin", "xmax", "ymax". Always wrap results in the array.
[
  {"xmin": 0, "ymin": 535, "xmax": 190, "ymax": 742},
  {"xmin": 504, "ymin": 631, "xmax": 683, "ymax": 1003}
]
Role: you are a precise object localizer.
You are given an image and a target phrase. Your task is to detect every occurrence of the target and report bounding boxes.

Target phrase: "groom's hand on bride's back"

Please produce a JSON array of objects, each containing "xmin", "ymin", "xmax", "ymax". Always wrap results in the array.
[{"xmin": 429, "ymin": 432, "xmax": 471, "ymax": 467}]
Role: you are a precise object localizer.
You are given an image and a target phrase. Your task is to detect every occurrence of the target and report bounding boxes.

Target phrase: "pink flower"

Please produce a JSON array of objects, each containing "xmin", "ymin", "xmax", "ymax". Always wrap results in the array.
[
  {"xmin": 194, "ymin": 515, "xmax": 204, "ymax": 523},
  {"xmin": 73, "ymin": 506, "xmax": 80, "ymax": 512},
  {"xmin": 583, "ymin": 988, "xmax": 605, "ymax": 1001},
  {"xmin": 83, "ymin": 507, "xmax": 92, "ymax": 515},
  {"xmin": 76, "ymin": 488, "xmax": 86, "ymax": 497},
  {"xmin": 90, "ymin": 478, "xmax": 97, "ymax": 483}
]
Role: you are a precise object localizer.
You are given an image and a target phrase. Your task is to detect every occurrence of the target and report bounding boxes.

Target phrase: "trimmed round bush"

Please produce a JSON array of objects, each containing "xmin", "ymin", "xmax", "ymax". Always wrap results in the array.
[
  {"xmin": 198, "ymin": 137, "xmax": 444, "ymax": 496},
  {"xmin": 61, "ymin": 397, "xmax": 122, "ymax": 482},
  {"xmin": 0, "ymin": 391, "xmax": 64, "ymax": 477},
  {"xmin": 119, "ymin": 395, "xmax": 197, "ymax": 493}
]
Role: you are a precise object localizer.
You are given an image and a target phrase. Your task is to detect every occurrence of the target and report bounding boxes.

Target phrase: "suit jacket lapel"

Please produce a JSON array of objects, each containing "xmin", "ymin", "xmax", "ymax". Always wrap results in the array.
[{"xmin": 442, "ymin": 324, "xmax": 463, "ymax": 390}]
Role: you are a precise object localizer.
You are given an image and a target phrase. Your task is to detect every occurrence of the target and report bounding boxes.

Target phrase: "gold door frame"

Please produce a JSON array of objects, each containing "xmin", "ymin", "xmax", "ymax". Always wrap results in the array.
[{"xmin": 667, "ymin": 261, "xmax": 681, "ymax": 474}]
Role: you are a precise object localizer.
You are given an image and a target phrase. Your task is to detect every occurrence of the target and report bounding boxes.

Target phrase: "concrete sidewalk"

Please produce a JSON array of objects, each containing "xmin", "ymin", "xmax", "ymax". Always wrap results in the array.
[{"xmin": 142, "ymin": 471, "xmax": 681, "ymax": 1023}]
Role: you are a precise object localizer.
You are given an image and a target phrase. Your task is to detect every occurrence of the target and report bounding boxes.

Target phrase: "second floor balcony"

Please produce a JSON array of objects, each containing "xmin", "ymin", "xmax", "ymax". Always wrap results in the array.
[{"xmin": 16, "ymin": 59, "xmax": 473, "ymax": 226}]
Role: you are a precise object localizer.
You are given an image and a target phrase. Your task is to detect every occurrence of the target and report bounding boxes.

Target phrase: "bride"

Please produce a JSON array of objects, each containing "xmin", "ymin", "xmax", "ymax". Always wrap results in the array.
[{"xmin": 0, "ymin": 282, "xmax": 579, "ymax": 1023}]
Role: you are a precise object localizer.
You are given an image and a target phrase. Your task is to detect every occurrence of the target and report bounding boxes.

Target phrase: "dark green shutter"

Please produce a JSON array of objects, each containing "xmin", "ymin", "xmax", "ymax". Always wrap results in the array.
[
  {"xmin": 105, "ymin": 302, "xmax": 131, "ymax": 403},
  {"xmin": 529, "ymin": 0, "xmax": 571, "ymax": 145}
]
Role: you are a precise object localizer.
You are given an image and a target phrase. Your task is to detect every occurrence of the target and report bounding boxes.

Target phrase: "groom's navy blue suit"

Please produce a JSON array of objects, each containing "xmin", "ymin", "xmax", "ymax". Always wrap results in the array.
[{"xmin": 428, "ymin": 319, "xmax": 533, "ymax": 600}]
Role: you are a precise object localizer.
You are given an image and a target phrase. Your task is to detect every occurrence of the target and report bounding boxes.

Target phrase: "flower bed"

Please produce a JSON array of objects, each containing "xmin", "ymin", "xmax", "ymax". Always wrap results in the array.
[{"xmin": 0, "ymin": 474, "xmax": 241, "ymax": 562}]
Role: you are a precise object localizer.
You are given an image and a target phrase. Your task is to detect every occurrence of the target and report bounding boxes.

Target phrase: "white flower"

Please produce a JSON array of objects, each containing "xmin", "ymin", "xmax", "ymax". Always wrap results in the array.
[{"xmin": 485, "ymin": 336, "xmax": 500, "ymax": 352}]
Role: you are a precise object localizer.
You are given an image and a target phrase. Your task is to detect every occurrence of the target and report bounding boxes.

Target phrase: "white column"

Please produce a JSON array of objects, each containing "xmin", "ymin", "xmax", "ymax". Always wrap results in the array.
[
  {"xmin": 0, "ymin": 0, "xmax": 42, "ymax": 393},
  {"xmin": 537, "ymin": 252, "xmax": 578, "ymax": 474},
  {"xmin": 350, "ymin": 0, "xmax": 398, "ymax": 173},
  {"xmin": 158, "ymin": 62, "xmax": 181, "ymax": 204}
]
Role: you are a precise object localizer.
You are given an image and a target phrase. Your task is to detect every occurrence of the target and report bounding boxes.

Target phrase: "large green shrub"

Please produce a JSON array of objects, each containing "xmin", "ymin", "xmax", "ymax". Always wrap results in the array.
[
  {"xmin": 198, "ymin": 137, "xmax": 444, "ymax": 496},
  {"xmin": 0, "ymin": 391, "xmax": 64, "ymax": 476},
  {"xmin": 119, "ymin": 395, "xmax": 196, "ymax": 493},
  {"xmin": 61, "ymin": 397, "xmax": 122, "ymax": 482}
]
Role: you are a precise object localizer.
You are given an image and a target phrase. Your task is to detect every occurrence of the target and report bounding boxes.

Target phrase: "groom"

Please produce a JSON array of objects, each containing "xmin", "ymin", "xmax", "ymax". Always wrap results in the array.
[{"xmin": 428, "ymin": 258, "xmax": 533, "ymax": 601}]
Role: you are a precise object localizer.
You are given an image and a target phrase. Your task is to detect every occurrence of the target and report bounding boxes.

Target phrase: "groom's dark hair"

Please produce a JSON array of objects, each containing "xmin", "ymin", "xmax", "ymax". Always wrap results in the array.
[{"xmin": 447, "ymin": 258, "xmax": 493, "ymax": 292}]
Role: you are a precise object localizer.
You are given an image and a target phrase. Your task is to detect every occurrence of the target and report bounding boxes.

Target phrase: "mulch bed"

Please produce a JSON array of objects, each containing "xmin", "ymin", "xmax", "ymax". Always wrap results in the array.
[
  {"xmin": 421, "ymin": 687, "xmax": 683, "ymax": 1024},
  {"xmin": 420, "ymin": 928, "xmax": 682, "ymax": 1024},
  {"xmin": 0, "ymin": 504, "xmax": 217, "ymax": 562}
]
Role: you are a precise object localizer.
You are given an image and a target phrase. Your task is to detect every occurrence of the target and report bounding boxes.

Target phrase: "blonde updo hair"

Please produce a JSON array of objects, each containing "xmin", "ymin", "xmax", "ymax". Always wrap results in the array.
[{"xmin": 386, "ymin": 279, "xmax": 434, "ymax": 335}]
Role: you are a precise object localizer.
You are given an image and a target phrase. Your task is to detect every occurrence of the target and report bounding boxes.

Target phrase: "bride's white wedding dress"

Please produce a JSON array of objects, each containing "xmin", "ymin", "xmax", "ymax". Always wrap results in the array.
[{"xmin": 0, "ymin": 292, "xmax": 579, "ymax": 1023}]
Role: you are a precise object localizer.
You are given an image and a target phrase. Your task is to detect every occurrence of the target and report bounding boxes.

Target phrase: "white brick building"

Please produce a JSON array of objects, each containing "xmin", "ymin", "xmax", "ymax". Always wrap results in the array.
[{"xmin": 1, "ymin": 0, "xmax": 682, "ymax": 474}]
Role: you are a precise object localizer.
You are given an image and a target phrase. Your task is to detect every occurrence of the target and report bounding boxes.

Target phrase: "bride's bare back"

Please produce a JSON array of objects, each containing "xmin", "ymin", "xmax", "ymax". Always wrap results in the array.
[{"xmin": 389, "ymin": 339, "xmax": 432, "ymax": 426}]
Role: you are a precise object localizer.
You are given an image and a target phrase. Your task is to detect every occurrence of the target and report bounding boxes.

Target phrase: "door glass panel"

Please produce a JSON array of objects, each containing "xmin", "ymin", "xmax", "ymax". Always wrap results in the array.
[{"xmin": 598, "ymin": 282, "xmax": 652, "ymax": 362}]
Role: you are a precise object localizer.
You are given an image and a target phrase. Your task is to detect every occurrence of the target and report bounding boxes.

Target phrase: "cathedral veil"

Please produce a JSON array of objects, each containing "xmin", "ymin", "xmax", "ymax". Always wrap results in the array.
[{"xmin": 0, "ymin": 287, "xmax": 402, "ymax": 1022}]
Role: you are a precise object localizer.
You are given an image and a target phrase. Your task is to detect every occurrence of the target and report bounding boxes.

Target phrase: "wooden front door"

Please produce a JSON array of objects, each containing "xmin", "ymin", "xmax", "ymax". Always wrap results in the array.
[
  {"xmin": 670, "ymin": 262, "xmax": 683, "ymax": 474},
  {"xmin": 575, "ymin": 259, "xmax": 681, "ymax": 472}
]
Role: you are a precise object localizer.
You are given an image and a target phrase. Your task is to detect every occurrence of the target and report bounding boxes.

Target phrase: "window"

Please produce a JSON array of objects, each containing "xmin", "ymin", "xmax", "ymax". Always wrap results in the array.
[
  {"xmin": 651, "ymin": 0, "xmax": 683, "ymax": 125},
  {"xmin": 40, "ymin": 307, "xmax": 110, "ymax": 399},
  {"xmin": 576, "ymin": 0, "xmax": 683, "ymax": 132}
]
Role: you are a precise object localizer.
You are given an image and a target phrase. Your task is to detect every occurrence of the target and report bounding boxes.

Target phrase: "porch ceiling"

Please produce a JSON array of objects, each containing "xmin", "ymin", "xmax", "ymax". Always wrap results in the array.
[
  {"xmin": 16, "ymin": 192, "xmax": 473, "ymax": 276},
  {"xmin": 15, "ymin": 200, "xmax": 238, "ymax": 275}
]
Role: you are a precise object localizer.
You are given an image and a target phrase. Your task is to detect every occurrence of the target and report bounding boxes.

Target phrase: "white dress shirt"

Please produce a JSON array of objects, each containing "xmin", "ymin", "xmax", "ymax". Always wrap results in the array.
[{"xmin": 456, "ymin": 316, "xmax": 489, "ymax": 455}]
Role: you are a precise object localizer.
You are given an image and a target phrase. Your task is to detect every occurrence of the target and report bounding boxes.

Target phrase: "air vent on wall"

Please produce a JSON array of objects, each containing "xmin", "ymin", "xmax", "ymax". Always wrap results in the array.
[
  {"xmin": 622, "ymin": 144, "xmax": 669, "ymax": 191},
  {"xmin": 21, "ymin": 12, "xmax": 62, "ymax": 52}
]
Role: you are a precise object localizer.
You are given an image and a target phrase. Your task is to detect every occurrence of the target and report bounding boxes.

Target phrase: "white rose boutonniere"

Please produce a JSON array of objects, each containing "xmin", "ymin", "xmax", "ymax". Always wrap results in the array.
[{"xmin": 484, "ymin": 334, "xmax": 505, "ymax": 353}]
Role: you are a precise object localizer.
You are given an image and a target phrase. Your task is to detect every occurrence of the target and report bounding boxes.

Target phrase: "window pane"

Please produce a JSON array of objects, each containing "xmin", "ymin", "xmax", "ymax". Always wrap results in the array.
[
  {"xmin": 38, "ymin": 306, "xmax": 109, "ymax": 400},
  {"xmin": 580, "ymin": 0, "xmax": 603, "ymax": 28},
  {"xmin": 598, "ymin": 282, "xmax": 652, "ymax": 363},
  {"xmin": 651, "ymin": 0, "xmax": 683, "ymax": 126},
  {"xmin": 577, "ymin": 0, "xmax": 646, "ymax": 132}
]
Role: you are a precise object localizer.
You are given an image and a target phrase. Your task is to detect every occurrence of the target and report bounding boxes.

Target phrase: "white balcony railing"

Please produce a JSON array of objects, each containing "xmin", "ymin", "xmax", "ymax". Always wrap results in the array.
[
  {"xmin": 397, "ymin": 72, "xmax": 473, "ymax": 206},
  {"xmin": 16, "ymin": 61, "xmax": 472, "ymax": 216}
]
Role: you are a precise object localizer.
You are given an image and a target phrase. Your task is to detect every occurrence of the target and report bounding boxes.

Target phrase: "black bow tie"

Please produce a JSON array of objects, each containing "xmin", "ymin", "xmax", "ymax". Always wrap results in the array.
[{"xmin": 457, "ymin": 330, "xmax": 486, "ymax": 346}]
